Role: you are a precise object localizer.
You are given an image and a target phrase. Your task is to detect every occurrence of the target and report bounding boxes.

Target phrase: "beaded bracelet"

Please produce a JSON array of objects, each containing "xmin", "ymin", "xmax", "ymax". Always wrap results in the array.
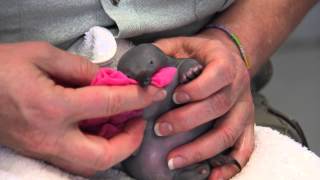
[{"xmin": 206, "ymin": 24, "xmax": 251, "ymax": 69}]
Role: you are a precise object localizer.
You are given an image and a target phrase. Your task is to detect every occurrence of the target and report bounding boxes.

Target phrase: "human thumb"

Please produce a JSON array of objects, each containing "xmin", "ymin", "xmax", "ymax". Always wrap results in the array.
[
  {"xmin": 153, "ymin": 38, "xmax": 182, "ymax": 57},
  {"xmin": 33, "ymin": 42, "xmax": 99, "ymax": 86}
]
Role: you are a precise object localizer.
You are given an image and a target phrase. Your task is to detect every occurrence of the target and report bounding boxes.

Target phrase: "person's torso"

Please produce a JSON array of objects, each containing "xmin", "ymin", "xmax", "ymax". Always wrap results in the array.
[{"xmin": 0, "ymin": 0, "xmax": 233, "ymax": 48}]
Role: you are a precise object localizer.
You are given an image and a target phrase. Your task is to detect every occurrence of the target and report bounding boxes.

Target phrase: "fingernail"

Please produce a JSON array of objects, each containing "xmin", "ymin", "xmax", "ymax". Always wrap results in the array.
[
  {"xmin": 168, "ymin": 156, "xmax": 187, "ymax": 170},
  {"xmin": 154, "ymin": 90, "xmax": 167, "ymax": 101},
  {"xmin": 173, "ymin": 92, "xmax": 190, "ymax": 104},
  {"xmin": 154, "ymin": 122, "xmax": 173, "ymax": 136}
]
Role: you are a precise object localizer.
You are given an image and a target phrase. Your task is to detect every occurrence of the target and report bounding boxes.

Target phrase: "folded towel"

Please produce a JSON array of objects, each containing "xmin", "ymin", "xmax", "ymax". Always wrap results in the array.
[
  {"xmin": 1, "ymin": 126, "xmax": 320, "ymax": 180},
  {"xmin": 231, "ymin": 126, "xmax": 320, "ymax": 180},
  {"xmin": 0, "ymin": 146, "xmax": 85, "ymax": 180}
]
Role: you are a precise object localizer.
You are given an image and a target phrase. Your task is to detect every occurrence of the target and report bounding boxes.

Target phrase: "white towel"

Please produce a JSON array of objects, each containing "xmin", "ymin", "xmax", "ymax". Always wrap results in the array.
[
  {"xmin": 231, "ymin": 126, "xmax": 320, "ymax": 180},
  {"xmin": 0, "ymin": 146, "xmax": 85, "ymax": 180},
  {"xmin": 1, "ymin": 126, "xmax": 320, "ymax": 180}
]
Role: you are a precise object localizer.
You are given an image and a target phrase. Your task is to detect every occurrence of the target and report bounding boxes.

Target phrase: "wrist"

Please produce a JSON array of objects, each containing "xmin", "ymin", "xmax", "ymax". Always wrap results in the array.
[
  {"xmin": 197, "ymin": 25, "xmax": 265, "ymax": 77},
  {"xmin": 198, "ymin": 28, "xmax": 240, "ymax": 56},
  {"xmin": 197, "ymin": 27, "xmax": 252, "ymax": 69}
]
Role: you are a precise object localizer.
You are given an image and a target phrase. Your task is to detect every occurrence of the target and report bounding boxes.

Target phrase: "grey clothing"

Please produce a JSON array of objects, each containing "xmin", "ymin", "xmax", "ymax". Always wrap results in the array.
[
  {"xmin": 0, "ymin": 0, "xmax": 113, "ymax": 48},
  {"xmin": 0, "ymin": 0, "xmax": 233, "ymax": 48}
]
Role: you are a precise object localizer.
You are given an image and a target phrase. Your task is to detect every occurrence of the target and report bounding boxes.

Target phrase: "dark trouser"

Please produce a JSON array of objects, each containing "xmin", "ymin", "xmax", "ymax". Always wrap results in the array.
[{"xmin": 252, "ymin": 62, "xmax": 308, "ymax": 147}]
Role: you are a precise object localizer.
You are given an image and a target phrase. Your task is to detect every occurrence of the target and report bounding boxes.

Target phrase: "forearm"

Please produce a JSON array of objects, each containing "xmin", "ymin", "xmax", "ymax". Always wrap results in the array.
[{"xmin": 200, "ymin": 0, "xmax": 318, "ymax": 77}]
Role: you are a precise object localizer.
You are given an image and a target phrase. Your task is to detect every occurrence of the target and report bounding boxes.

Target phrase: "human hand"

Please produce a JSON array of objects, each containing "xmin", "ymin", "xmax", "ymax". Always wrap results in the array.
[
  {"xmin": 0, "ymin": 42, "xmax": 166, "ymax": 176},
  {"xmin": 154, "ymin": 31, "xmax": 255, "ymax": 179}
]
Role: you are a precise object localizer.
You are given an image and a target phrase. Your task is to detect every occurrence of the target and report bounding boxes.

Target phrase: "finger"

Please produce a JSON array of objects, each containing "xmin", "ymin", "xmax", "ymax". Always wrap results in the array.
[
  {"xmin": 167, "ymin": 92, "xmax": 253, "ymax": 170},
  {"xmin": 50, "ymin": 118, "xmax": 146, "ymax": 174},
  {"xmin": 62, "ymin": 85, "xmax": 167, "ymax": 121},
  {"xmin": 210, "ymin": 120, "xmax": 255, "ymax": 180},
  {"xmin": 153, "ymin": 38, "xmax": 184, "ymax": 57},
  {"xmin": 156, "ymin": 86, "xmax": 233, "ymax": 136},
  {"xmin": 156, "ymin": 37, "xmax": 247, "ymax": 105},
  {"xmin": 155, "ymin": 69, "xmax": 249, "ymax": 136},
  {"xmin": 155, "ymin": 37, "xmax": 244, "ymax": 67},
  {"xmin": 106, "ymin": 118, "xmax": 146, "ymax": 166},
  {"xmin": 180, "ymin": 37, "xmax": 231, "ymax": 66},
  {"xmin": 154, "ymin": 37, "xmax": 211, "ymax": 59},
  {"xmin": 173, "ymin": 61, "xmax": 237, "ymax": 104},
  {"xmin": 41, "ymin": 127, "xmax": 107, "ymax": 175},
  {"xmin": 30, "ymin": 42, "xmax": 99, "ymax": 85}
]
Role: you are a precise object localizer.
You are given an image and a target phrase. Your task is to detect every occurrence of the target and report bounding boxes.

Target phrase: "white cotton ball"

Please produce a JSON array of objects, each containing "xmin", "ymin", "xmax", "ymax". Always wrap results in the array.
[{"xmin": 83, "ymin": 26, "xmax": 117, "ymax": 64}]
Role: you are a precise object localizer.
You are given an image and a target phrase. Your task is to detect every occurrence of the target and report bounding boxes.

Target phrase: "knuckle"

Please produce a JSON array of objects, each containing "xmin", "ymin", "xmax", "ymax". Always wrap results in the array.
[
  {"xmin": 141, "ymin": 90, "xmax": 154, "ymax": 105},
  {"xmin": 218, "ymin": 60, "xmax": 236, "ymax": 83},
  {"xmin": 221, "ymin": 95, "xmax": 232, "ymax": 110},
  {"xmin": 188, "ymin": 81, "xmax": 206, "ymax": 100},
  {"xmin": 202, "ymin": 103, "xmax": 216, "ymax": 117},
  {"xmin": 209, "ymin": 94, "xmax": 232, "ymax": 115},
  {"xmin": 220, "ymin": 127, "xmax": 237, "ymax": 147},
  {"xmin": 93, "ymin": 150, "xmax": 112, "ymax": 170},
  {"xmin": 247, "ymin": 100, "xmax": 255, "ymax": 116},
  {"xmin": 130, "ymin": 136, "xmax": 142, "ymax": 148},
  {"xmin": 103, "ymin": 91, "xmax": 123, "ymax": 116},
  {"xmin": 43, "ymin": 105, "xmax": 67, "ymax": 122},
  {"xmin": 173, "ymin": 113, "xmax": 193, "ymax": 132},
  {"xmin": 191, "ymin": 150, "xmax": 206, "ymax": 163},
  {"xmin": 94, "ymin": 156, "xmax": 111, "ymax": 171},
  {"xmin": 77, "ymin": 58, "xmax": 97, "ymax": 80},
  {"xmin": 20, "ymin": 98, "xmax": 46, "ymax": 121},
  {"xmin": 248, "ymin": 140, "xmax": 255, "ymax": 154},
  {"xmin": 163, "ymin": 110, "xmax": 195, "ymax": 133},
  {"xmin": 36, "ymin": 41, "xmax": 52, "ymax": 49},
  {"xmin": 206, "ymin": 39, "xmax": 222, "ymax": 49},
  {"xmin": 239, "ymin": 143, "xmax": 255, "ymax": 166},
  {"xmin": 250, "ymin": 104, "xmax": 255, "ymax": 120},
  {"xmin": 20, "ymin": 96, "xmax": 67, "ymax": 124},
  {"xmin": 19, "ymin": 130, "xmax": 49, "ymax": 155},
  {"xmin": 241, "ymin": 69, "xmax": 251, "ymax": 87},
  {"xmin": 244, "ymin": 144, "xmax": 254, "ymax": 157},
  {"xmin": 215, "ymin": 39, "xmax": 228, "ymax": 49},
  {"xmin": 33, "ymin": 42, "xmax": 55, "ymax": 59}
]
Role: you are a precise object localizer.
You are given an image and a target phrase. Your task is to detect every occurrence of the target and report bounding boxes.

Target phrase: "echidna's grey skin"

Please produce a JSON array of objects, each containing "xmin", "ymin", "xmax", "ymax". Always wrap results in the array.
[
  {"xmin": 118, "ymin": 44, "xmax": 237, "ymax": 180},
  {"xmin": 117, "ymin": 44, "xmax": 203, "ymax": 87},
  {"xmin": 118, "ymin": 44, "xmax": 174, "ymax": 87}
]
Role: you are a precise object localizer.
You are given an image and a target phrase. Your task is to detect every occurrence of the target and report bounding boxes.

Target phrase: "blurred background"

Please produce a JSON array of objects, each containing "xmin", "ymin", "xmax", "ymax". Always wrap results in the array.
[{"xmin": 261, "ymin": 3, "xmax": 320, "ymax": 155}]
